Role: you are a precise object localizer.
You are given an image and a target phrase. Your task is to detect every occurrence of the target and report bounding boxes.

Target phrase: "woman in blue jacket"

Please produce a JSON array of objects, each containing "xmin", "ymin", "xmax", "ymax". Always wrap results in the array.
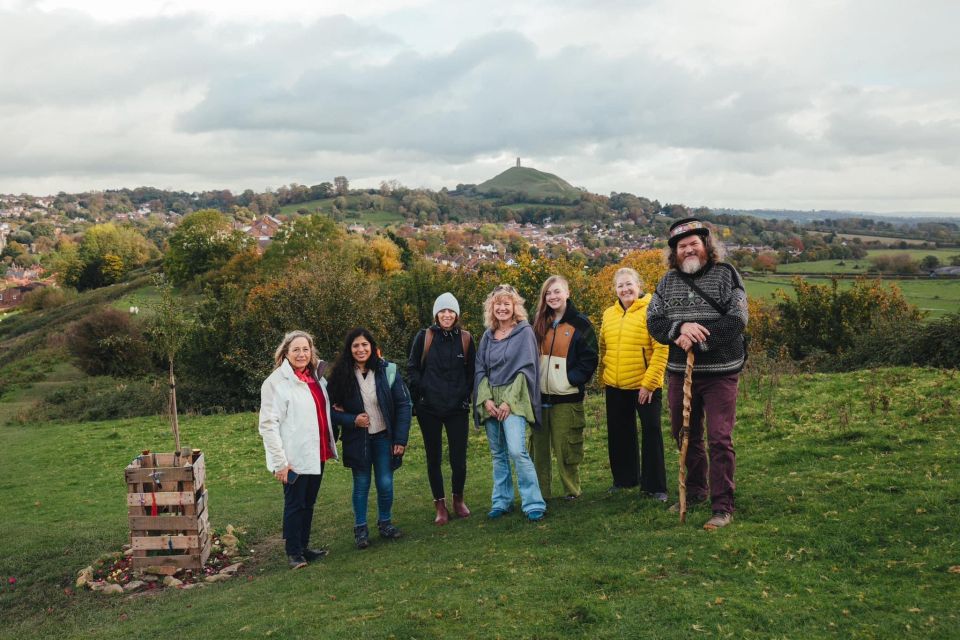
[{"xmin": 327, "ymin": 328, "xmax": 412, "ymax": 550}]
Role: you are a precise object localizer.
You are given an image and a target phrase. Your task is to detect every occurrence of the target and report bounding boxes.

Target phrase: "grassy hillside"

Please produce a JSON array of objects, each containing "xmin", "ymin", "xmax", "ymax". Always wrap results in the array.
[
  {"xmin": 475, "ymin": 166, "xmax": 580, "ymax": 200},
  {"xmin": 744, "ymin": 275, "xmax": 960, "ymax": 317},
  {"xmin": 1, "ymin": 367, "xmax": 958, "ymax": 639}
]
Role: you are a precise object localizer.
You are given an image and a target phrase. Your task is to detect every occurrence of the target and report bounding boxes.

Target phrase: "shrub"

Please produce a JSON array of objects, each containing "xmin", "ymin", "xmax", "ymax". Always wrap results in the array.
[
  {"xmin": 768, "ymin": 277, "xmax": 922, "ymax": 361},
  {"xmin": 20, "ymin": 286, "xmax": 78, "ymax": 311},
  {"xmin": 25, "ymin": 377, "xmax": 167, "ymax": 423},
  {"xmin": 64, "ymin": 307, "xmax": 153, "ymax": 377}
]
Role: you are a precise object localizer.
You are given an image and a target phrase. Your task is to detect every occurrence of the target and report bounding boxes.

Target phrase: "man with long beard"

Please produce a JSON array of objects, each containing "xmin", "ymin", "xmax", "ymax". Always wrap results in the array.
[{"xmin": 647, "ymin": 218, "xmax": 748, "ymax": 530}]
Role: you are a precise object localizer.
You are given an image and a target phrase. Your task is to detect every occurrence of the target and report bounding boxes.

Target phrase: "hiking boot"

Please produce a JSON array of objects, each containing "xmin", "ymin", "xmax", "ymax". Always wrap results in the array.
[
  {"xmin": 703, "ymin": 511, "xmax": 733, "ymax": 530},
  {"xmin": 377, "ymin": 520, "xmax": 402, "ymax": 539},
  {"xmin": 303, "ymin": 547, "xmax": 329, "ymax": 561},
  {"xmin": 433, "ymin": 498, "xmax": 449, "ymax": 526},
  {"xmin": 563, "ymin": 494, "xmax": 580, "ymax": 502},
  {"xmin": 452, "ymin": 494, "xmax": 471, "ymax": 518},
  {"xmin": 287, "ymin": 554, "xmax": 308, "ymax": 569},
  {"xmin": 354, "ymin": 524, "xmax": 370, "ymax": 550},
  {"xmin": 651, "ymin": 492, "xmax": 669, "ymax": 503},
  {"xmin": 668, "ymin": 496, "xmax": 707, "ymax": 513}
]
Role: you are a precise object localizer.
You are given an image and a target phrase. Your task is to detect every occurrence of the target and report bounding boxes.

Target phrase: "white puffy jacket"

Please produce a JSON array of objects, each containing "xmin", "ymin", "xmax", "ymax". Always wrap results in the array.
[{"xmin": 258, "ymin": 359, "xmax": 338, "ymax": 474}]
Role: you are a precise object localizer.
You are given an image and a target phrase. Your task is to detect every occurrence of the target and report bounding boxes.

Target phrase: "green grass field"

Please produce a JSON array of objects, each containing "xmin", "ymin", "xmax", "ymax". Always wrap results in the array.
[
  {"xmin": 2, "ymin": 367, "xmax": 958, "ymax": 639},
  {"xmin": 744, "ymin": 275, "xmax": 960, "ymax": 317},
  {"xmin": 781, "ymin": 249, "xmax": 960, "ymax": 275},
  {"xmin": 277, "ymin": 198, "xmax": 405, "ymax": 227}
]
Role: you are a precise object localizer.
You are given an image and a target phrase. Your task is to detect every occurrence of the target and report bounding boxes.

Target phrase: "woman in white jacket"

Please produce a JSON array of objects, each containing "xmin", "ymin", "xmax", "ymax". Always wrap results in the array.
[{"xmin": 259, "ymin": 330, "xmax": 338, "ymax": 569}]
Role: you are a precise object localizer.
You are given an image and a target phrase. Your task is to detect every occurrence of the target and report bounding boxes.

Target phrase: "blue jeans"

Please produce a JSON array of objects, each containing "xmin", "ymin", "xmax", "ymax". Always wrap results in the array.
[
  {"xmin": 351, "ymin": 432, "xmax": 394, "ymax": 526},
  {"xmin": 485, "ymin": 415, "xmax": 546, "ymax": 515}
]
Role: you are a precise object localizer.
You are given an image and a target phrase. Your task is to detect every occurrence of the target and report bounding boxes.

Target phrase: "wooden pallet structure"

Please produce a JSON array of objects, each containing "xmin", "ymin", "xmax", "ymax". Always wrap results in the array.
[{"xmin": 125, "ymin": 448, "xmax": 211, "ymax": 571}]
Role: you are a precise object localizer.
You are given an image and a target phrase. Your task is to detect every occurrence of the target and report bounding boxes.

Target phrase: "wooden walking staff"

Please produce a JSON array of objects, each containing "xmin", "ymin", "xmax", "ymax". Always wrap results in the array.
[{"xmin": 678, "ymin": 349, "xmax": 695, "ymax": 523}]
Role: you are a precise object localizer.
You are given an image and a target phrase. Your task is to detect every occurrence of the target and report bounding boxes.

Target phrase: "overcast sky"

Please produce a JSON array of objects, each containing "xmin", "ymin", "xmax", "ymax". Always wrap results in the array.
[{"xmin": 2, "ymin": 0, "xmax": 959, "ymax": 213}]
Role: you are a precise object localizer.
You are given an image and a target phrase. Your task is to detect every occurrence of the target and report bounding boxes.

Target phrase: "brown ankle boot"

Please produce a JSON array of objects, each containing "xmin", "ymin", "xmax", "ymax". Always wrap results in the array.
[
  {"xmin": 433, "ymin": 498, "xmax": 449, "ymax": 525},
  {"xmin": 452, "ymin": 494, "xmax": 471, "ymax": 518}
]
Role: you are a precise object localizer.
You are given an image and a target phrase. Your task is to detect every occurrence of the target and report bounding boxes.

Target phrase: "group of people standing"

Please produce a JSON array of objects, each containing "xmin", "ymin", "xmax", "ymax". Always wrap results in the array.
[{"xmin": 257, "ymin": 218, "xmax": 749, "ymax": 568}]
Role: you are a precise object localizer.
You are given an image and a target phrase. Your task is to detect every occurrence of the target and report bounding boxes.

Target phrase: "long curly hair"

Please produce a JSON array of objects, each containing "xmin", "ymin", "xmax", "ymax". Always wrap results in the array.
[
  {"xmin": 326, "ymin": 327, "xmax": 380, "ymax": 405},
  {"xmin": 482, "ymin": 284, "xmax": 529, "ymax": 330}
]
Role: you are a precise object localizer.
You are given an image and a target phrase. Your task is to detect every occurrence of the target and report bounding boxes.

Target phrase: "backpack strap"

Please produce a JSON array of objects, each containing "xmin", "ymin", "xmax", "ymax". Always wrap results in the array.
[
  {"xmin": 385, "ymin": 362, "xmax": 397, "ymax": 387},
  {"xmin": 421, "ymin": 328, "xmax": 471, "ymax": 367},
  {"xmin": 419, "ymin": 329, "xmax": 435, "ymax": 368}
]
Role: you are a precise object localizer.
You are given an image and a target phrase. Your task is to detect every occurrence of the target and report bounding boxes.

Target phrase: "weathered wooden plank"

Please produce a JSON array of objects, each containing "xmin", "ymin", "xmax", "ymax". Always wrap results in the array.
[
  {"xmin": 125, "ymin": 466, "xmax": 198, "ymax": 484},
  {"xmin": 191, "ymin": 454, "xmax": 206, "ymax": 489},
  {"xmin": 131, "ymin": 535, "xmax": 200, "ymax": 551},
  {"xmin": 126, "ymin": 491, "xmax": 196, "ymax": 507},
  {"xmin": 130, "ymin": 553, "xmax": 205, "ymax": 570}
]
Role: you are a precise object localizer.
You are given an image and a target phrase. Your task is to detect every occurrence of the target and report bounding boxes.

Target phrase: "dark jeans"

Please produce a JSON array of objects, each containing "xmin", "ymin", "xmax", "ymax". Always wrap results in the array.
[
  {"xmin": 418, "ymin": 410, "xmax": 469, "ymax": 500},
  {"xmin": 282, "ymin": 466, "xmax": 323, "ymax": 556},
  {"xmin": 605, "ymin": 386, "xmax": 667, "ymax": 494},
  {"xmin": 351, "ymin": 432, "xmax": 394, "ymax": 526},
  {"xmin": 667, "ymin": 373, "xmax": 738, "ymax": 514}
]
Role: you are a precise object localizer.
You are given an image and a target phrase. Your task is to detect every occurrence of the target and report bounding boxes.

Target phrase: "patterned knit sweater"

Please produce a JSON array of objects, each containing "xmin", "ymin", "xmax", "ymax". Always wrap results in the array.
[{"xmin": 646, "ymin": 261, "xmax": 749, "ymax": 377}]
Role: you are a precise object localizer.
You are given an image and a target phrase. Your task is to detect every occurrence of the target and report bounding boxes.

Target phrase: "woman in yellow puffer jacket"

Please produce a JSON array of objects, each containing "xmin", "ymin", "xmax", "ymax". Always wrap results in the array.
[{"xmin": 598, "ymin": 267, "xmax": 670, "ymax": 500}]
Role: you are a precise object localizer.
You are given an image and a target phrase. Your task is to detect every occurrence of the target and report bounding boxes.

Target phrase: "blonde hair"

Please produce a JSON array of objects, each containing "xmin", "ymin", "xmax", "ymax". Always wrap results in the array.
[
  {"xmin": 273, "ymin": 330, "xmax": 320, "ymax": 371},
  {"xmin": 533, "ymin": 275, "xmax": 569, "ymax": 342},
  {"xmin": 613, "ymin": 267, "xmax": 644, "ymax": 293},
  {"xmin": 482, "ymin": 284, "xmax": 529, "ymax": 330}
]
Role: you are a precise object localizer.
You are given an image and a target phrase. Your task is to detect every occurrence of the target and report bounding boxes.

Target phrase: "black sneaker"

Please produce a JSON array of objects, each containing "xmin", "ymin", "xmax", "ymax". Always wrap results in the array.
[
  {"xmin": 377, "ymin": 520, "xmax": 402, "ymax": 539},
  {"xmin": 354, "ymin": 524, "xmax": 370, "ymax": 550},
  {"xmin": 303, "ymin": 547, "xmax": 329, "ymax": 561},
  {"xmin": 288, "ymin": 554, "xmax": 308, "ymax": 569}
]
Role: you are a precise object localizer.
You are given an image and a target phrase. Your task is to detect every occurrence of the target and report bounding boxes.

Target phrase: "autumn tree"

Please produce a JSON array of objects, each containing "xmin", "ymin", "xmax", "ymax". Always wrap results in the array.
[{"xmin": 163, "ymin": 209, "xmax": 252, "ymax": 285}]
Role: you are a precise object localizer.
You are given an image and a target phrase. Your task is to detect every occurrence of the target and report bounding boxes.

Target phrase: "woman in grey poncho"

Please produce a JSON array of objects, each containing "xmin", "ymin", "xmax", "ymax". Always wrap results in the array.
[{"xmin": 473, "ymin": 284, "xmax": 546, "ymax": 521}]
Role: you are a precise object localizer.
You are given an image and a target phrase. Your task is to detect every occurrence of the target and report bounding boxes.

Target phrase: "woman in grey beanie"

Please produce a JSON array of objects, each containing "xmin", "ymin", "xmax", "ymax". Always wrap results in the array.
[{"xmin": 406, "ymin": 292, "xmax": 476, "ymax": 525}]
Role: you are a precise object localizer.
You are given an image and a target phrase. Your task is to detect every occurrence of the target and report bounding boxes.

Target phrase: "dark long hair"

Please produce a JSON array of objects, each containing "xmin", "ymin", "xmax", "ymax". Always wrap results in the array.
[{"xmin": 326, "ymin": 327, "xmax": 380, "ymax": 404}]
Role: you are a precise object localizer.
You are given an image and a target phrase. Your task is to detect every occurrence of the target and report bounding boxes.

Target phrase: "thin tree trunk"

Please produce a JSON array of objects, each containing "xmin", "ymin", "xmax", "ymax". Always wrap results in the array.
[{"xmin": 168, "ymin": 357, "xmax": 180, "ymax": 452}]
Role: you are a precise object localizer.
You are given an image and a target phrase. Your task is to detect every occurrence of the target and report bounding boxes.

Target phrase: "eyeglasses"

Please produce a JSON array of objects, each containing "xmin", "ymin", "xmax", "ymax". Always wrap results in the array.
[{"xmin": 493, "ymin": 284, "xmax": 516, "ymax": 293}]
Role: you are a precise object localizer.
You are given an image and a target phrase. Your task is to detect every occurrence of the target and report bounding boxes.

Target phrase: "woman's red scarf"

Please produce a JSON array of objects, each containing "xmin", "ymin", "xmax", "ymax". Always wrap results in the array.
[{"xmin": 294, "ymin": 367, "xmax": 335, "ymax": 462}]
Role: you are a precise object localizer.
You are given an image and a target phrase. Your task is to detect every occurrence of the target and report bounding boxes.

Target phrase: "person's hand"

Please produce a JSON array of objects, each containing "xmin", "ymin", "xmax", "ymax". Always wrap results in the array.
[
  {"xmin": 392, "ymin": 444, "xmax": 406, "ymax": 456},
  {"xmin": 332, "ymin": 403, "xmax": 344, "ymax": 412},
  {"xmin": 496, "ymin": 402, "xmax": 511, "ymax": 421},
  {"xmin": 679, "ymin": 322, "xmax": 710, "ymax": 343},
  {"xmin": 637, "ymin": 387, "xmax": 654, "ymax": 405},
  {"xmin": 484, "ymin": 399, "xmax": 499, "ymax": 419},
  {"xmin": 675, "ymin": 335, "xmax": 694, "ymax": 352},
  {"xmin": 355, "ymin": 413, "xmax": 370, "ymax": 428},
  {"xmin": 274, "ymin": 464, "xmax": 292, "ymax": 484}
]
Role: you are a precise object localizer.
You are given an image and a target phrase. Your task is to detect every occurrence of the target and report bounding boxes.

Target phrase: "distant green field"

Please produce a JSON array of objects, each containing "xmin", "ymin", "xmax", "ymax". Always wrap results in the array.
[
  {"xmin": 781, "ymin": 248, "xmax": 960, "ymax": 274},
  {"xmin": 745, "ymin": 275, "xmax": 960, "ymax": 317},
  {"xmin": 277, "ymin": 197, "xmax": 404, "ymax": 227}
]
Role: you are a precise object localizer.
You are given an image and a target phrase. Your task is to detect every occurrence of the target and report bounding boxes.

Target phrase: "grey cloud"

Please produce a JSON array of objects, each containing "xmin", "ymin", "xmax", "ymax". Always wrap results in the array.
[{"xmin": 179, "ymin": 29, "xmax": 815, "ymax": 162}]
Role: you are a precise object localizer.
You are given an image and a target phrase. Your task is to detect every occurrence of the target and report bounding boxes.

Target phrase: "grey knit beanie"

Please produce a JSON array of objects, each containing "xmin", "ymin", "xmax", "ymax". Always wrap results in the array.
[{"xmin": 432, "ymin": 292, "xmax": 460, "ymax": 319}]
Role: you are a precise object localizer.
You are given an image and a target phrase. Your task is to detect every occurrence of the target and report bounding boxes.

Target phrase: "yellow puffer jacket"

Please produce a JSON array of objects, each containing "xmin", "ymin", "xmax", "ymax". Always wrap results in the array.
[{"xmin": 598, "ymin": 294, "xmax": 669, "ymax": 391}]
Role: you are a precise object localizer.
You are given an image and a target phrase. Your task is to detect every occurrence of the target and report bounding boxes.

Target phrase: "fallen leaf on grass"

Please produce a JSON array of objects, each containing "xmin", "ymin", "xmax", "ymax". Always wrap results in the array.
[{"xmin": 948, "ymin": 566, "xmax": 960, "ymax": 574}]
